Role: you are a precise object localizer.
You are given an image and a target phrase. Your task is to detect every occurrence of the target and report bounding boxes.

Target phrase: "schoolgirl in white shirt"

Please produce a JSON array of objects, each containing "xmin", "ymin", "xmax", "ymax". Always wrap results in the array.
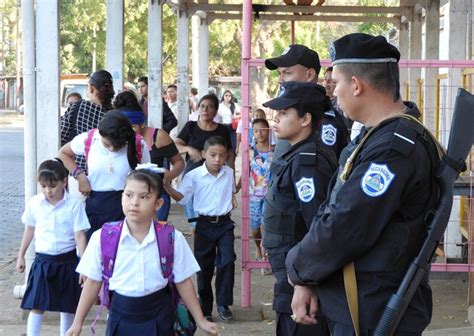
[
  {"xmin": 58, "ymin": 111, "xmax": 151, "ymax": 237},
  {"xmin": 66, "ymin": 170, "xmax": 219, "ymax": 336},
  {"xmin": 16, "ymin": 159, "xmax": 90, "ymax": 336}
]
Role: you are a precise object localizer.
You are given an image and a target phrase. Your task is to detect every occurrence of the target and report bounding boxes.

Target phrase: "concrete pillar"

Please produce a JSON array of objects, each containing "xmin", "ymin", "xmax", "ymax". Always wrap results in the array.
[
  {"xmin": 148, "ymin": 0, "xmax": 163, "ymax": 129},
  {"xmin": 409, "ymin": 8, "xmax": 423, "ymax": 103},
  {"xmin": 106, "ymin": 0, "xmax": 124, "ymax": 95},
  {"xmin": 21, "ymin": 0, "xmax": 37, "ymax": 202},
  {"xmin": 177, "ymin": 9, "xmax": 190, "ymax": 134},
  {"xmin": 423, "ymin": 0, "xmax": 440, "ymax": 134},
  {"xmin": 399, "ymin": 22, "xmax": 410, "ymax": 94},
  {"xmin": 35, "ymin": 0, "xmax": 60, "ymax": 163},
  {"xmin": 14, "ymin": 0, "xmax": 38, "ymax": 301},
  {"xmin": 192, "ymin": 13, "xmax": 209, "ymax": 97},
  {"xmin": 445, "ymin": 0, "xmax": 469, "ymax": 259}
]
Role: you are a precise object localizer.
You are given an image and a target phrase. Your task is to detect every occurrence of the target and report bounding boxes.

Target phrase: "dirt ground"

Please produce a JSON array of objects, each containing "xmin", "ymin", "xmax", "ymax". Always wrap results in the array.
[{"xmin": 0, "ymin": 202, "xmax": 471, "ymax": 334}]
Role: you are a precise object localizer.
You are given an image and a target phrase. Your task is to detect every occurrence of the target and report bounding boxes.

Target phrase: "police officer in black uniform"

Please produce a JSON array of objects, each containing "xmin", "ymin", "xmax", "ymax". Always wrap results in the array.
[
  {"xmin": 265, "ymin": 44, "xmax": 350, "ymax": 160},
  {"xmin": 286, "ymin": 33, "xmax": 441, "ymax": 335},
  {"xmin": 262, "ymin": 82, "xmax": 337, "ymax": 336}
]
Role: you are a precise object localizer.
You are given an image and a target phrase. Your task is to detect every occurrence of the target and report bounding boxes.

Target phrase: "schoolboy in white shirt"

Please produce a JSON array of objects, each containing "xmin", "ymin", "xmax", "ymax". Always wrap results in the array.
[{"xmin": 165, "ymin": 135, "xmax": 237, "ymax": 322}]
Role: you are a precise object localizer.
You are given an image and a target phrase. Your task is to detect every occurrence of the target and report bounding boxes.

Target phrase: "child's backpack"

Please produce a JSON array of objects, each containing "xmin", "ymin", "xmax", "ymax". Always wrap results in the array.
[
  {"xmin": 84, "ymin": 129, "xmax": 143, "ymax": 162},
  {"xmin": 93, "ymin": 220, "xmax": 196, "ymax": 335}
]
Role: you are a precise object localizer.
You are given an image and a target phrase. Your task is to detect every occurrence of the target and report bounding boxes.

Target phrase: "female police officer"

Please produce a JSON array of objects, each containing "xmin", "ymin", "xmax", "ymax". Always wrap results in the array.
[
  {"xmin": 286, "ymin": 33, "xmax": 441, "ymax": 335},
  {"xmin": 262, "ymin": 81, "xmax": 337, "ymax": 335}
]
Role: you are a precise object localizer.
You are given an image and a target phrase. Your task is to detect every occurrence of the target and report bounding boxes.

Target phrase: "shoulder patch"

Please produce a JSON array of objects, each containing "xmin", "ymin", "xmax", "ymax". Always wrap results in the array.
[
  {"xmin": 296, "ymin": 177, "xmax": 316, "ymax": 203},
  {"xmin": 321, "ymin": 124, "xmax": 337, "ymax": 146},
  {"xmin": 360, "ymin": 163, "xmax": 395, "ymax": 197}
]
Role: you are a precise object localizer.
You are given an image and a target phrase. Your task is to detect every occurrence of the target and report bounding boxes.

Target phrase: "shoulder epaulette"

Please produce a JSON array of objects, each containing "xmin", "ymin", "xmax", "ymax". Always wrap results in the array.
[
  {"xmin": 324, "ymin": 110, "xmax": 336, "ymax": 118},
  {"xmin": 299, "ymin": 152, "xmax": 317, "ymax": 165},
  {"xmin": 389, "ymin": 118, "xmax": 422, "ymax": 157}
]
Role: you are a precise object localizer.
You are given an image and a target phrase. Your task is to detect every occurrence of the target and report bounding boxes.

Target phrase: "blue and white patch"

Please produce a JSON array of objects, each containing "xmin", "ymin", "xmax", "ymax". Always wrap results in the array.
[
  {"xmin": 321, "ymin": 124, "xmax": 337, "ymax": 146},
  {"xmin": 360, "ymin": 163, "xmax": 395, "ymax": 197},
  {"xmin": 296, "ymin": 177, "xmax": 316, "ymax": 203}
]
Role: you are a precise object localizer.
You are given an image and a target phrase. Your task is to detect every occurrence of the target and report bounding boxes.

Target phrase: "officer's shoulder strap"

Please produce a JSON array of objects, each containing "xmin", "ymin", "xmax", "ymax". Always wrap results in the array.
[
  {"xmin": 281, "ymin": 140, "xmax": 317, "ymax": 166},
  {"xmin": 340, "ymin": 114, "xmax": 445, "ymax": 182},
  {"xmin": 324, "ymin": 110, "xmax": 336, "ymax": 118},
  {"xmin": 394, "ymin": 114, "xmax": 446, "ymax": 160}
]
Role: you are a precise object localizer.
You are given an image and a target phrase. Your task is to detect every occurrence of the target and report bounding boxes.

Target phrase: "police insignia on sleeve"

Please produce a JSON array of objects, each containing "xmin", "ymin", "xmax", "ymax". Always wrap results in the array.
[
  {"xmin": 360, "ymin": 163, "xmax": 395, "ymax": 197},
  {"xmin": 296, "ymin": 177, "xmax": 316, "ymax": 203},
  {"xmin": 321, "ymin": 124, "xmax": 337, "ymax": 146}
]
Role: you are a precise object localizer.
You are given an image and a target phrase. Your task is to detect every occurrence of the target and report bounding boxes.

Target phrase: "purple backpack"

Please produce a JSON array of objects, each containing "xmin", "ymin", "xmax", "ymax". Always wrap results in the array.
[{"xmin": 92, "ymin": 221, "xmax": 196, "ymax": 335}]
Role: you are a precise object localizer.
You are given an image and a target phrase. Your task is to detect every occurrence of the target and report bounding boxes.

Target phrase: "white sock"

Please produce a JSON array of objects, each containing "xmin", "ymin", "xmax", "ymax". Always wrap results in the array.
[
  {"xmin": 27, "ymin": 312, "xmax": 43, "ymax": 336},
  {"xmin": 60, "ymin": 312, "xmax": 75, "ymax": 336}
]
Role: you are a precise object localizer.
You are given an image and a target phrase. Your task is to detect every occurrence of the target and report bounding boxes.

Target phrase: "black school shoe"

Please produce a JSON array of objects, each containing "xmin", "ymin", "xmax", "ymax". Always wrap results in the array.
[{"xmin": 217, "ymin": 305, "xmax": 233, "ymax": 321}]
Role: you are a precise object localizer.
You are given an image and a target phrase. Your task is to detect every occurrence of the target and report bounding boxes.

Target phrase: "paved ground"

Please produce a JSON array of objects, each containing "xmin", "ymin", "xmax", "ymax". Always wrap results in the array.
[{"xmin": 0, "ymin": 112, "xmax": 473, "ymax": 335}]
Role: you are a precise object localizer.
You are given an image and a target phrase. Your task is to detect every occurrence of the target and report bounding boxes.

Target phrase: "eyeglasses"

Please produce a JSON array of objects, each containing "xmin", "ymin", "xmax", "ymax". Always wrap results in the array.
[{"xmin": 200, "ymin": 104, "xmax": 216, "ymax": 110}]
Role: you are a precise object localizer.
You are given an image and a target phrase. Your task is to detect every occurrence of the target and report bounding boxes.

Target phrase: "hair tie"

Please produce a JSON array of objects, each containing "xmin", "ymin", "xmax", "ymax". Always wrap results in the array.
[{"xmin": 135, "ymin": 163, "xmax": 165, "ymax": 174}]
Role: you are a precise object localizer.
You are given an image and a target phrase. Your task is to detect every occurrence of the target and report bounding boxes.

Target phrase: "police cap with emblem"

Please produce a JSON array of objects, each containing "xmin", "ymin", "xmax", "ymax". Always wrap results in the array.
[
  {"xmin": 263, "ymin": 81, "xmax": 327, "ymax": 111},
  {"xmin": 329, "ymin": 33, "xmax": 400, "ymax": 65},
  {"xmin": 265, "ymin": 44, "xmax": 321, "ymax": 75}
]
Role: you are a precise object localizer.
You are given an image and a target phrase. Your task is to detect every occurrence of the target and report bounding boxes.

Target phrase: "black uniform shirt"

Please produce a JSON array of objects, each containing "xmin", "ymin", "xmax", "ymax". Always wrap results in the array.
[
  {"xmin": 286, "ymin": 102, "xmax": 439, "ymax": 332},
  {"xmin": 263, "ymin": 133, "xmax": 337, "ymax": 253}
]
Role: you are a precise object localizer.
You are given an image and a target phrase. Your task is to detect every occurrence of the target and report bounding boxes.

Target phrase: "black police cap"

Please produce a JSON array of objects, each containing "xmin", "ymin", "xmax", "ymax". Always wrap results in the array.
[
  {"xmin": 263, "ymin": 81, "xmax": 326, "ymax": 110},
  {"xmin": 265, "ymin": 44, "xmax": 321, "ymax": 74},
  {"xmin": 329, "ymin": 33, "xmax": 400, "ymax": 65}
]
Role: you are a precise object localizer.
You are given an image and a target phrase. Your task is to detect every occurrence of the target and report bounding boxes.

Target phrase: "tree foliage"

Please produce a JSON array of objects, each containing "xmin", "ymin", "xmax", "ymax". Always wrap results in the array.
[{"xmin": 3, "ymin": 0, "xmax": 394, "ymax": 94}]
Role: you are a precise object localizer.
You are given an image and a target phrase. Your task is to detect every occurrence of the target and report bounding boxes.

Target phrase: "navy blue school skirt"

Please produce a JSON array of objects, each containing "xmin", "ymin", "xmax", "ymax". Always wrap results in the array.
[
  {"xmin": 86, "ymin": 190, "xmax": 124, "ymax": 238},
  {"xmin": 21, "ymin": 250, "xmax": 81, "ymax": 313},
  {"xmin": 106, "ymin": 287, "xmax": 175, "ymax": 336}
]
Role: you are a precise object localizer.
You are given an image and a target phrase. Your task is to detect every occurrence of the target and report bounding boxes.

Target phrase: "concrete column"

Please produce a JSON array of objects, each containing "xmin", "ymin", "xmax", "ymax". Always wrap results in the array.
[
  {"xmin": 192, "ymin": 13, "xmax": 209, "ymax": 97},
  {"xmin": 14, "ymin": 0, "xmax": 37, "ymax": 301},
  {"xmin": 445, "ymin": 0, "xmax": 469, "ymax": 259},
  {"xmin": 21, "ymin": 0, "xmax": 36, "ymax": 203},
  {"xmin": 106, "ymin": 0, "xmax": 124, "ymax": 95},
  {"xmin": 177, "ymin": 9, "xmax": 190, "ymax": 134},
  {"xmin": 198, "ymin": 16, "xmax": 209, "ymax": 95},
  {"xmin": 148, "ymin": 0, "xmax": 163, "ymax": 129},
  {"xmin": 35, "ymin": 0, "xmax": 59, "ymax": 163},
  {"xmin": 409, "ymin": 8, "xmax": 423, "ymax": 103},
  {"xmin": 423, "ymin": 0, "xmax": 440, "ymax": 134},
  {"xmin": 399, "ymin": 22, "xmax": 410, "ymax": 94}
]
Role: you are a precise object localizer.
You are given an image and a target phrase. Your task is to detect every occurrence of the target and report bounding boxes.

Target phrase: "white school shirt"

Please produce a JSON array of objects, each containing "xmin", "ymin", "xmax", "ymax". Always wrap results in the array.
[
  {"xmin": 76, "ymin": 219, "xmax": 200, "ymax": 297},
  {"xmin": 177, "ymin": 164, "xmax": 234, "ymax": 216},
  {"xmin": 218, "ymin": 103, "xmax": 240, "ymax": 124},
  {"xmin": 70, "ymin": 131, "xmax": 151, "ymax": 191},
  {"xmin": 21, "ymin": 191, "xmax": 90, "ymax": 255}
]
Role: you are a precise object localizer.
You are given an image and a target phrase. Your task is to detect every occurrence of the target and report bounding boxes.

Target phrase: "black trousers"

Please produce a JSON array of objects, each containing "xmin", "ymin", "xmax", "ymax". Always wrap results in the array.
[
  {"xmin": 326, "ymin": 318, "xmax": 421, "ymax": 336},
  {"xmin": 194, "ymin": 219, "xmax": 236, "ymax": 315},
  {"xmin": 268, "ymin": 251, "xmax": 329, "ymax": 336}
]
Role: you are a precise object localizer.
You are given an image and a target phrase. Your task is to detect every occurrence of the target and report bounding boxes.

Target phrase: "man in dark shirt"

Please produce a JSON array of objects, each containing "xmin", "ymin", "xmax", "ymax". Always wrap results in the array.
[
  {"xmin": 265, "ymin": 44, "xmax": 349, "ymax": 160},
  {"xmin": 137, "ymin": 76, "xmax": 177, "ymax": 134}
]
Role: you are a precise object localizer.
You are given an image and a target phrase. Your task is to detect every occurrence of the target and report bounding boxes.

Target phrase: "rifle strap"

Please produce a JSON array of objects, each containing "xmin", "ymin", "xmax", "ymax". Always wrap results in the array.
[{"xmin": 343, "ymin": 262, "xmax": 360, "ymax": 336}]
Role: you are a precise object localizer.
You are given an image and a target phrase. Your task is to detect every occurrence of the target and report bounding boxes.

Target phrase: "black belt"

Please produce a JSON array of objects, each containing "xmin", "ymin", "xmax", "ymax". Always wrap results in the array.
[{"xmin": 188, "ymin": 212, "xmax": 231, "ymax": 224}]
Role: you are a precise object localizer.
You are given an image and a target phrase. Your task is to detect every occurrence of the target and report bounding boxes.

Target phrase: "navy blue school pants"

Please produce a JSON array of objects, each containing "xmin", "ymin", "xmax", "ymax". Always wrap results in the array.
[{"xmin": 193, "ymin": 218, "xmax": 235, "ymax": 316}]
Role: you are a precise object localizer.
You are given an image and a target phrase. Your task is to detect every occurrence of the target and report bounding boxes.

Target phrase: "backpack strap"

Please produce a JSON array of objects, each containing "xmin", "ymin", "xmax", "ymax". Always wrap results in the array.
[
  {"xmin": 84, "ymin": 129, "xmax": 97, "ymax": 162},
  {"xmin": 135, "ymin": 133, "xmax": 143, "ymax": 162},
  {"xmin": 153, "ymin": 220, "xmax": 175, "ymax": 280},
  {"xmin": 91, "ymin": 221, "xmax": 123, "ymax": 334}
]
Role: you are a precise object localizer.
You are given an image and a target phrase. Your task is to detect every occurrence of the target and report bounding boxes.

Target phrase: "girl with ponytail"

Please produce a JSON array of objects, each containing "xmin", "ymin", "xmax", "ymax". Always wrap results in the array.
[{"xmin": 58, "ymin": 111, "xmax": 151, "ymax": 237}]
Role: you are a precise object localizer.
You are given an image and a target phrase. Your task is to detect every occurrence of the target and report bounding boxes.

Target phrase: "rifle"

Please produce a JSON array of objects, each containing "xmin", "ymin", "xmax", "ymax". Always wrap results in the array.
[{"xmin": 374, "ymin": 88, "xmax": 474, "ymax": 335}]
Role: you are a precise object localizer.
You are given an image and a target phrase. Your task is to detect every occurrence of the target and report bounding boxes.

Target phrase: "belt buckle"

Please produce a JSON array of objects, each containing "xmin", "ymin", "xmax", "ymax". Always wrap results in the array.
[{"xmin": 210, "ymin": 215, "xmax": 219, "ymax": 224}]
